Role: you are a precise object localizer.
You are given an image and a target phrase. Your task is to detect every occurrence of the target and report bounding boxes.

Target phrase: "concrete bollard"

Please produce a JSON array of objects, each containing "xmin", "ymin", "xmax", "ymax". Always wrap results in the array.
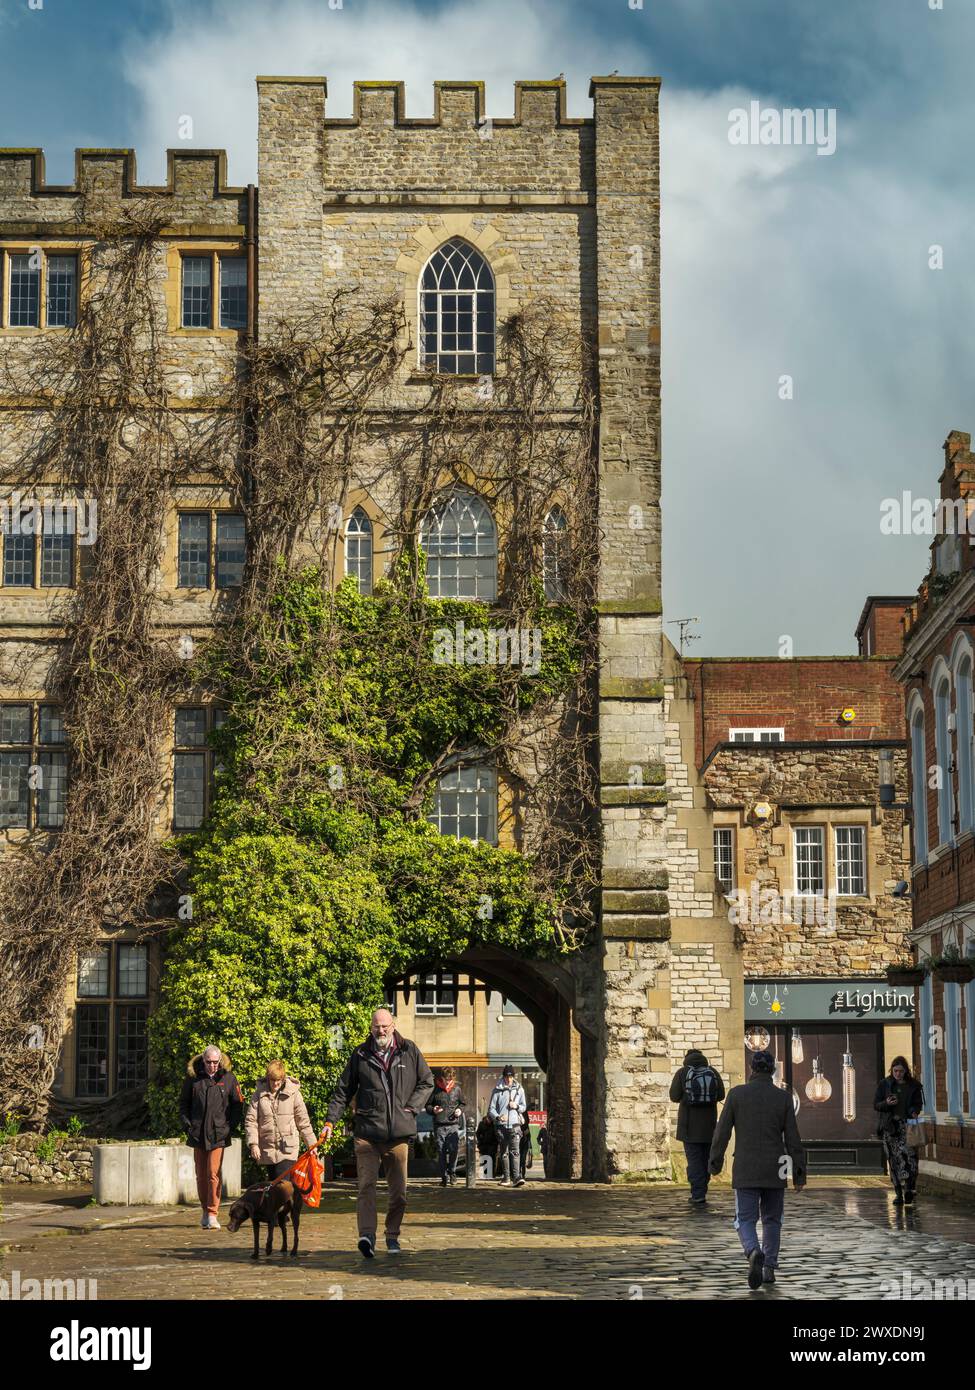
[
  {"xmin": 93, "ymin": 1144, "xmax": 130, "ymax": 1206},
  {"xmin": 128, "ymin": 1144, "xmax": 178, "ymax": 1205}
]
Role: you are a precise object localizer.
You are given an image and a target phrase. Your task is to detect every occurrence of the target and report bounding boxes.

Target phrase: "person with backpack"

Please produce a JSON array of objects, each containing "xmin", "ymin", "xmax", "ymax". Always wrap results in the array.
[{"xmin": 669, "ymin": 1047, "xmax": 725, "ymax": 1205}]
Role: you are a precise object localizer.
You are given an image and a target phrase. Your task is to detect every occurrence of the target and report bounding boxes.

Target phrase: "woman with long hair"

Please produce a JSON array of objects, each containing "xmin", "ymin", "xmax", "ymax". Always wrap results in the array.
[{"xmin": 873, "ymin": 1055, "xmax": 924, "ymax": 1207}]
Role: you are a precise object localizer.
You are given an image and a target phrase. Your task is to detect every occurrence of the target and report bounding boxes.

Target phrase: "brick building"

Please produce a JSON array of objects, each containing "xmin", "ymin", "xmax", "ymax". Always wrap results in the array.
[
  {"xmin": 678, "ymin": 603, "xmax": 915, "ymax": 1173},
  {"xmin": 894, "ymin": 430, "xmax": 975, "ymax": 1198},
  {"xmin": 0, "ymin": 75, "xmax": 742, "ymax": 1180}
]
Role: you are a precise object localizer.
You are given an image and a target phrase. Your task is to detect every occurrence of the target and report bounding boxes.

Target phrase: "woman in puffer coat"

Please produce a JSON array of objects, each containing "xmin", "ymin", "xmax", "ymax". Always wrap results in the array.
[{"xmin": 245, "ymin": 1060, "xmax": 317, "ymax": 1180}]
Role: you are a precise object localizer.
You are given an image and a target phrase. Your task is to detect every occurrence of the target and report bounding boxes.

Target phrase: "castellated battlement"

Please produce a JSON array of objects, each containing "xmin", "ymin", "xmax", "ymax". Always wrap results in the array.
[{"xmin": 0, "ymin": 149, "xmax": 247, "ymax": 229}]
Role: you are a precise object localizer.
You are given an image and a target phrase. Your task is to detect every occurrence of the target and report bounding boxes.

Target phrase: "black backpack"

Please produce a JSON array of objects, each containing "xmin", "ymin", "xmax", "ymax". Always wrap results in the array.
[{"xmin": 683, "ymin": 1065, "xmax": 718, "ymax": 1106}]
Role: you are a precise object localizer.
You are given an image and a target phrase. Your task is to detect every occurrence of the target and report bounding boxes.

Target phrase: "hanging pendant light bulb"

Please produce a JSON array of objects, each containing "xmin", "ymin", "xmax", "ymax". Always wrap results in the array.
[
  {"xmin": 745, "ymin": 1024, "xmax": 771, "ymax": 1052},
  {"xmin": 749, "ymin": 983, "xmax": 758, "ymax": 1007},
  {"xmin": 782, "ymin": 983, "xmax": 789, "ymax": 996},
  {"xmin": 805, "ymin": 1057, "xmax": 832, "ymax": 1104},
  {"xmin": 791, "ymin": 1027, "xmax": 804, "ymax": 1064},
  {"xmin": 773, "ymin": 1034, "xmax": 785, "ymax": 1088},
  {"xmin": 763, "ymin": 983, "xmax": 771, "ymax": 1002},
  {"xmin": 842, "ymin": 1030, "xmax": 856, "ymax": 1123}
]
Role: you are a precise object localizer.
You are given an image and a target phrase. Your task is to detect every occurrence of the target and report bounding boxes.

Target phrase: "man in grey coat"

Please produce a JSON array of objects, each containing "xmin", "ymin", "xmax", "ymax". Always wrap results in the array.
[{"xmin": 708, "ymin": 1049, "xmax": 806, "ymax": 1288}]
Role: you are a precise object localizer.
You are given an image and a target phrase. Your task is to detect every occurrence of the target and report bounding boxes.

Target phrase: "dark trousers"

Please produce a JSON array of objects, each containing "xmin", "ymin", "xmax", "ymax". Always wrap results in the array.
[
  {"xmin": 498, "ymin": 1125, "xmax": 521, "ymax": 1182},
  {"xmin": 683, "ymin": 1141, "xmax": 712, "ymax": 1201},
  {"xmin": 436, "ymin": 1126, "xmax": 460, "ymax": 1180},
  {"xmin": 734, "ymin": 1187, "xmax": 785, "ymax": 1269},
  {"xmin": 264, "ymin": 1159, "xmax": 293, "ymax": 1180}
]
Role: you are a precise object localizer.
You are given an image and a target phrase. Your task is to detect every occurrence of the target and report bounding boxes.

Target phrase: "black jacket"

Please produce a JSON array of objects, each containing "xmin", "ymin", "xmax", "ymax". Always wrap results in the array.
[
  {"xmin": 179, "ymin": 1053, "xmax": 244, "ymax": 1151},
  {"xmin": 326, "ymin": 1031, "xmax": 434, "ymax": 1143},
  {"xmin": 873, "ymin": 1075, "xmax": 923, "ymax": 1131},
  {"xmin": 669, "ymin": 1049, "xmax": 725, "ymax": 1143},
  {"xmin": 709, "ymin": 1072, "xmax": 806, "ymax": 1189},
  {"xmin": 426, "ymin": 1082, "xmax": 466, "ymax": 1128}
]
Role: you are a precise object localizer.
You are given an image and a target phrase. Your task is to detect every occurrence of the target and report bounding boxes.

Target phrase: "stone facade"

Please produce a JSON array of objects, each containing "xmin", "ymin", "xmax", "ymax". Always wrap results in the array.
[{"xmin": 0, "ymin": 76, "xmax": 697, "ymax": 1181}]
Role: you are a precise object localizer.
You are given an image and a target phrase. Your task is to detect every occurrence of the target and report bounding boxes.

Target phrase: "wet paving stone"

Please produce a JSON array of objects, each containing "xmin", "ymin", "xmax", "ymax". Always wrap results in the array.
[{"xmin": 2, "ymin": 1178, "xmax": 974, "ymax": 1300}]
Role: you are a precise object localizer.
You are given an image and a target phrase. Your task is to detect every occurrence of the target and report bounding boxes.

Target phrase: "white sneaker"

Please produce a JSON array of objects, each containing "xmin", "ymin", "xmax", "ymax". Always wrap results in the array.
[{"xmin": 205, "ymin": 1213, "xmax": 221, "ymax": 1229}]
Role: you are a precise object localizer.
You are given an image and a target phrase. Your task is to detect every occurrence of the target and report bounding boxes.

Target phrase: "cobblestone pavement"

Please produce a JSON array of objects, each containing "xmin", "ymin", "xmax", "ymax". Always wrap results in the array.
[{"xmin": 2, "ymin": 1178, "xmax": 975, "ymax": 1300}]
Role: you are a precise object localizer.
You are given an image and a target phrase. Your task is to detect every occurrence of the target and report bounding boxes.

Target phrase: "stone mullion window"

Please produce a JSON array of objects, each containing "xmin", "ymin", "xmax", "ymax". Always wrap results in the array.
[
  {"xmin": 429, "ymin": 762, "xmax": 498, "ymax": 845},
  {"xmin": 0, "ymin": 702, "xmax": 66, "ymax": 830},
  {"xmin": 713, "ymin": 826, "xmax": 735, "ymax": 893},
  {"xmin": 0, "ymin": 248, "xmax": 78, "ymax": 329},
  {"xmin": 1, "ymin": 506, "xmax": 79, "ymax": 590},
  {"xmin": 177, "ymin": 511, "xmax": 245, "ymax": 589},
  {"xmin": 75, "ymin": 941, "xmax": 150, "ymax": 1097},
  {"xmin": 172, "ymin": 705, "xmax": 226, "ymax": 830},
  {"xmin": 180, "ymin": 252, "xmax": 247, "ymax": 330}
]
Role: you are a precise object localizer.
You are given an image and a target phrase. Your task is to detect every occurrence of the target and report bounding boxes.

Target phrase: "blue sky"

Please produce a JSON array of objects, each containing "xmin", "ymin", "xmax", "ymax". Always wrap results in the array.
[{"xmin": 0, "ymin": 0, "xmax": 966, "ymax": 655}]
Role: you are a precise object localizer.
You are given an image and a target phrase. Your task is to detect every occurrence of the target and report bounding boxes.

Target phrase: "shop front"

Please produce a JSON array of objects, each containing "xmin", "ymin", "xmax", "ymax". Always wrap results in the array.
[{"xmin": 745, "ymin": 979, "xmax": 915, "ymax": 1174}]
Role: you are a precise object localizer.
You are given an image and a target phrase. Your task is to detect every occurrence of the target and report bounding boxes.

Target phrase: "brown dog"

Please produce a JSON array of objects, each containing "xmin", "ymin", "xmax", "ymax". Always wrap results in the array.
[{"xmin": 227, "ymin": 1179, "xmax": 303, "ymax": 1258}]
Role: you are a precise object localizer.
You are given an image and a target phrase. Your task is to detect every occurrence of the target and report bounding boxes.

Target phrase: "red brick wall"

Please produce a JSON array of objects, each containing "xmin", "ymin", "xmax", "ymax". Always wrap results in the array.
[
  {"xmin": 860, "ymin": 602, "xmax": 909, "ymax": 659},
  {"xmin": 684, "ymin": 657, "xmax": 906, "ymax": 766}
]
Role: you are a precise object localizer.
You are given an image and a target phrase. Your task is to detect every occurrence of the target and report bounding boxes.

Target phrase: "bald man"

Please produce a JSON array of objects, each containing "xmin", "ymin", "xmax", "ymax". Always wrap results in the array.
[{"xmin": 323, "ymin": 1008, "xmax": 434, "ymax": 1256}]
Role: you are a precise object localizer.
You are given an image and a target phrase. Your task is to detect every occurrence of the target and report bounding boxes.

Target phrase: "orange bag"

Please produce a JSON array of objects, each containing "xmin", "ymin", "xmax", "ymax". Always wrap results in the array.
[{"xmin": 287, "ymin": 1148, "xmax": 324, "ymax": 1208}]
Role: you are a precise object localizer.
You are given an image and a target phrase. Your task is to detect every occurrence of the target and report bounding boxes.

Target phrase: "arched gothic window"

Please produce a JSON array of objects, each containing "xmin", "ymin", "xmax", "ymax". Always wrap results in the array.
[
  {"xmin": 542, "ymin": 505, "xmax": 568, "ymax": 601},
  {"xmin": 420, "ymin": 239, "xmax": 495, "ymax": 375},
  {"xmin": 910, "ymin": 703, "xmax": 928, "ymax": 865},
  {"xmin": 934, "ymin": 673, "xmax": 955, "ymax": 845},
  {"xmin": 420, "ymin": 490, "xmax": 497, "ymax": 600},
  {"xmin": 345, "ymin": 507, "xmax": 373, "ymax": 595}
]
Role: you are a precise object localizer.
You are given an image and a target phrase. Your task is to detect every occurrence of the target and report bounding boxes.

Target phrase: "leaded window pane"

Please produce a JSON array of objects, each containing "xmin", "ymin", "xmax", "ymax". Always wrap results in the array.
[
  {"xmin": 38, "ymin": 706, "xmax": 64, "ymax": 745},
  {"xmin": 78, "ymin": 946, "xmax": 110, "ymax": 998},
  {"xmin": 175, "ymin": 707, "xmax": 207, "ymax": 747},
  {"xmin": 714, "ymin": 827, "xmax": 734, "ymax": 892},
  {"xmin": 421, "ymin": 491, "xmax": 497, "ymax": 601},
  {"xmin": 117, "ymin": 943, "xmax": 149, "ymax": 998},
  {"xmin": 173, "ymin": 751, "xmax": 206, "ymax": 829},
  {"xmin": 181, "ymin": 256, "xmax": 212, "ymax": 328},
  {"xmin": 3, "ymin": 534, "xmax": 34, "ymax": 586},
  {"xmin": 36, "ymin": 751, "xmax": 66, "ymax": 828},
  {"xmin": 46, "ymin": 255, "xmax": 77, "ymax": 328},
  {"xmin": 41, "ymin": 532, "xmax": 73, "ymax": 587},
  {"xmin": 0, "ymin": 752, "xmax": 29, "ymax": 827},
  {"xmin": 178, "ymin": 513, "xmax": 210, "ymax": 587},
  {"xmin": 9, "ymin": 254, "xmax": 40, "ymax": 327},
  {"xmin": 0, "ymin": 705, "xmax": 31, "ymax": 743},
  {"xmin": 116, "ymin": 1005, "xmax": 148, "ymax": 1088},
  {"xmin": 76, "ymin": 1005, "xmax": 109, "ymax": 1096},
  {"xmin": 219, "ymin": 257, "xmax": 247, "ymax": 329},
  {"xmin": 215, "ymin": 513, "xmax": 245, "ymax": 588}
]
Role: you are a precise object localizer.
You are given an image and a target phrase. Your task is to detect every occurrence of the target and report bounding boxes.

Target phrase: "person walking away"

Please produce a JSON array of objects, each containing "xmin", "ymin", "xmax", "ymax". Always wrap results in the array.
[
  {"xmin": 488, "ymin": 1065, "xmax": 527, "ymax": 1188},
  {"xmin": 538, "ymin": 1122, "xmax": 551, "ymax": 1180},
  {"xmin": 179, "ymin": 1045, "xmax": 244, "ymax": 1229},
  {"xmin": 708, "ymin": 1049, "xmax": 805, "ymax": 1288},
  {"xmin": 874, "ymin": 1055, "xmax": 924, "ymax": 1207},
  {"xmin": 321, "ymin": 1009, "xmax": 434, "ymax": 1257},
  {"xmin": 426, "ymin": 1067, "xmax": 466, "ymax": 1186},
  {"xmin": 245, "ymin": 1060, "xmax": 317, "ymax": 1180},
  {"xmin": 476, "ymin": 1113, "xmax": 499, "ymax": 1178},
  {"xmin": 669, "ymin": 1048, "xmax": 725, "ymax": 1205}
]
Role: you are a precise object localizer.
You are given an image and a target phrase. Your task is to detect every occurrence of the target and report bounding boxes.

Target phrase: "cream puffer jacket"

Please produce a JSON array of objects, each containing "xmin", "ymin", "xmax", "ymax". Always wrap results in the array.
[{"xmin": 244, "ymin": 1077, "xmax": 316, "ymax": 1164}]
